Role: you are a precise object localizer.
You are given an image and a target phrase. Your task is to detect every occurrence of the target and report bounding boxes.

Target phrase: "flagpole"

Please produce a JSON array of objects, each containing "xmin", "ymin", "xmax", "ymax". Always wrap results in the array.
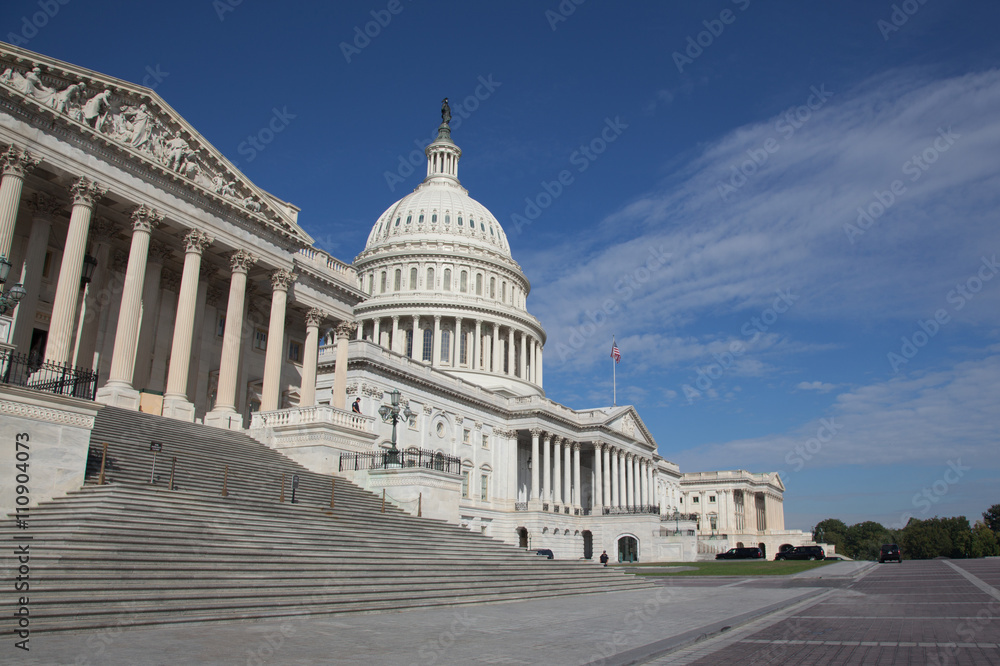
[{"xmin": 612, "ymin": 335, "xmax": 617, "ymax": 407}]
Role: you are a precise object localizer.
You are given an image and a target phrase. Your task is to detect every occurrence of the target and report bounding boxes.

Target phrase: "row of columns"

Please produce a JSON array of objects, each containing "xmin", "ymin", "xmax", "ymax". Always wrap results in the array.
[
  {"xmin": 593, "ymin": 442, "xmax": 655, "ymax": 511},
  {"xmin": 528, "ymin": 429, "xmax": 582, "ymax": 509},
  {"xmin": 358, "ymin": 314, "xmax": 542, "ymax": 385},
  {"xmin": 0, "ymin": 144, "xmax": 354, "ymax": 426}
]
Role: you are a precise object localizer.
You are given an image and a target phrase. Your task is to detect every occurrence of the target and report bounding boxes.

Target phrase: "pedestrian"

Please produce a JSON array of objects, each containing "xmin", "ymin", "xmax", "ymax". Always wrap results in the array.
[
  {"xmin": 352, "ymin": 398, "xmax": 361, "ymax": 413},
  {"xmin": 599, "ymin": 550, "xmax": 609, "ymax": 567}
]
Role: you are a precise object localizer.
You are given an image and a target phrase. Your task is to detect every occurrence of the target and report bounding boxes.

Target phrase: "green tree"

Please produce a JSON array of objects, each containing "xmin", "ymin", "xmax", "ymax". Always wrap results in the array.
[
  {"xmin": 813, "ymin": 518, "xmax": 848, "ymax": 555},
  {"xmin": 940, "ymin": 516, "xmax": 972, "ymax": 558},
  {"xmin": 983, "ymin": 504, "xmax": 1000, "ymax": 534},
  {"xmin": 845, "ymin": 521, "xmax": 892, "ymax": 560},
  {"xmin": 901, "ymin": 518, "xmax": 952, "ymax": 559},
  {"xmin": 970, "ymin": 521, "xmax": 1000, "ymax": 558}
]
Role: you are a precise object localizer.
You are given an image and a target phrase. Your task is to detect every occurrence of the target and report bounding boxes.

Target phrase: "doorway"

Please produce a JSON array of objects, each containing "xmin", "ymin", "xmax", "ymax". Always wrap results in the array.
[
  {"xmin": 617, "ymin": 535, "xmax": 638, "ymax": 563},
  {"xmin": 517, "ymin": 527, "xmax": 528, "ymax": 549},
  {"xmin": 582, "ymin": 531, "xmax": 593, "ymax": 560}
]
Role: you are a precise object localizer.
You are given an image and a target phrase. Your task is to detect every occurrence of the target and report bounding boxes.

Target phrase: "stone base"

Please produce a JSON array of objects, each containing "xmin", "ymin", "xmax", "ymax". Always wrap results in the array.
[
  {"xmin": 161, "ymin": 396, "xmax": 196, "ymax": 422},
  {"xmin": 204, "ymin": 409, "xmax": 244, "ymax": 430},
  {"xmin": 95, "ymin": 383, "xmax": 141, "ymax": 410}
]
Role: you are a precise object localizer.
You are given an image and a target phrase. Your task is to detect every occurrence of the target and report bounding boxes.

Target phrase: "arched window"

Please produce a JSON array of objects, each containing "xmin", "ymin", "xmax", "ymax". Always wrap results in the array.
[
  {"xmin": 460, "ymin": 270, "xmax": 468, "ymax": 292},
  {"xmin": 501, "ymin": 281, "xmax": 506, "ymax": 302},
  {"xmin": 422, "ymin": 329, "xmax": 433, "ymax": 362},
  {"xmin": 380, "ymin": 271, "xmax": 387, "ymax": 294},
  {"xmin": 405, "ymin": 215, "xmax": 411, "ymax": 224},
  {"xmin": 476, "ymin": 274, "xmax": 482, "ymax": 296},
  {"xmin": 490, "ymin": 277, "xmax": 496, "ymax": 299},
  {"xmin": 444, "ymin": 215, "xmax": 450, "ymax": 225},
  {"xmin": 418, "ymin": 214, "xmax": 424, "ymax": 224},
  {"xmin": 410, "ymin": 267, "xmax": 418, "ymax": 290},
  {"xmin": 459, "ymin": 329, "xmax": 467, "ymax": 365},
  {"xmin": 426, "ymin": 267, "xmax": 435, "ymax": 290},
  {"xmin": 458, "ymin": 216, "xmax": 463, "ymax": 226},
  {"xmin": 443, "ymin": 268, "xmax": 452, "ymax": 291},
  {"xmin": 440, "ymin": 329, "xmax": 450, "ymax": 363},
  {"xmin": 393, "ymin": 269, "xmax": 401, "ymax": 291},
  {"xmin": 367, "ymin": 273, "xmax": 374, "ymax": 295},
  {"xmin": 431, "ymin": 213, "xmax": 437, "ymax": 223}
]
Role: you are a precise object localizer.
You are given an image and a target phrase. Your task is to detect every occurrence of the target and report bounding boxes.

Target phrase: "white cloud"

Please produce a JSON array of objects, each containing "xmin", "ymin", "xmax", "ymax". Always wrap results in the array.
[{"xmin": 796, "ymin": 381, "xmax": 836, "ymax": 392}]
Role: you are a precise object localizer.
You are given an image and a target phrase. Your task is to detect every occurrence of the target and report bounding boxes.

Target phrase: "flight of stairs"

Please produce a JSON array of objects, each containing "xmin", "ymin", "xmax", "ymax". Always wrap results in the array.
[{"xmin": 2, "ymin": 407, "xmax": 650, "ymax": 632}]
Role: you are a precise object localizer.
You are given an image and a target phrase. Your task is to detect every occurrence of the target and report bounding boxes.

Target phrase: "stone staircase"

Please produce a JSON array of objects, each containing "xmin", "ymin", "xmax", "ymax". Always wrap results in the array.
[{"xmin": 2, "ymin": 407, "xmax": 650, "ymax": 632}]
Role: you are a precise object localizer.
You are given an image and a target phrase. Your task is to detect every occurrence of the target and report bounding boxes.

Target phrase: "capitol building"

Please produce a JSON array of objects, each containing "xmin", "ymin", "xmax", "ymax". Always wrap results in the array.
[{"xmin": 0, "ymin": 41, "xmax": 820, "ymax": 562}]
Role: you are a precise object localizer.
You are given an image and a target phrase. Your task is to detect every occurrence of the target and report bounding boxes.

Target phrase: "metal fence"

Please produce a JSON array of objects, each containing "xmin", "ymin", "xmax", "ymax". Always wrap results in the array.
[
  {"xmin": 339, "ymin": 448, "xmax": 462, "ymax": 475},
  {"xmin": 603, "ymin": 505, "xmax": 660, "ymax": 516},
  {"xmin": 0, "ymin": 349, "xmax": 99, "ymax": 400}
]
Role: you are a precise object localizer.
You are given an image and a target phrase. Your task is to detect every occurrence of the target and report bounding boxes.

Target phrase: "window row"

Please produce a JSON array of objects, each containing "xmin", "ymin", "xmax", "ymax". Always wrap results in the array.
[{"xmin": 365, "ymin": 266, "xmax": 524, "ymax": 306}]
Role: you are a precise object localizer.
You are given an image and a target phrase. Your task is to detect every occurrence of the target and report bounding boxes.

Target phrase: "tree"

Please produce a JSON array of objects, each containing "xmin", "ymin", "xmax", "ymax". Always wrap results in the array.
[
  {"xmin": 940, "ymin": 516, "xmax": 972, "ymax": 558},
  {"xmin": 970, "ymin": 521, "xmax": 1000, "ymax": 558},
  {"xmin": 845, "ymin": 521, "xmax": 892, "ymax": 560},
  {"xmin": 983, "ymin": 504, "xmax": 1000, "ymax": 535},
  {"xmin": 900, "ymin": 518, "xmax": 952, "ymax": 559},
  {"xmin": 813, "ymin": 518, "xmax": 848, "ymax": 555}
]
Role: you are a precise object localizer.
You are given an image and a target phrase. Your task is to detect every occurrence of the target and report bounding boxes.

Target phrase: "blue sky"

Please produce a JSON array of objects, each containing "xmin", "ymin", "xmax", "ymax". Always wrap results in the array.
[{"xmin": 5, "ymin": 0, "xmax": 998, "ymax": 531}]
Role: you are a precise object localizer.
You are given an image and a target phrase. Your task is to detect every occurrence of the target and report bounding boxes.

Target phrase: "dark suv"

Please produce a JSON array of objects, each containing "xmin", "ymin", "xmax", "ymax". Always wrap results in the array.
[
  {"xmin": 878, "ymin": 544, "xmax": 901, "ymax": 563},
  {"xmin": 715, "ymin": 547, "xmax": 764, "ymax": 560},
  {"xmin": 774, "ymin": 545, "xmax": 825, "ymax": 561}
]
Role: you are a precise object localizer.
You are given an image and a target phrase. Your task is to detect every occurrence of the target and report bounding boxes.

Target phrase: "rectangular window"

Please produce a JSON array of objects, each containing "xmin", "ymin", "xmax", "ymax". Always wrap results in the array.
[
  {"xmin": 709, "ymin": 496, "xmax": 716, "ymax": 503},
  {"xmin": 216, "ymin": 313, "xmax": 226, "ymax": 337},
  {"xmin": 394, "ymin": 269, "xmax": 401, "ymax": 291},
  {"xmin": 692, "ymin": 496, "xmax": 700, "ymax": 504},
  {"xmin": 463, "ymin": 429, "xmax": 470, "ymax": 444},
  {"xmin": 710, "ymin": 515, "xmax": 718, "ymax": 530},
  {"xmin": 440, "ymin": 330, "xmax": 450, "ymax": 363},
  {"xmin": 254, "ymin": 327, "xmax": 268, "ymax": 350},
  {"xmin": 460, "ymin": 331, "xmax": 467, "ymax": 365},
  {"xmin": 422, "ymin": 329, "xmax": 433, "ymax": 362},
  {"xmin": 482, "ymin": 433, "xmax": 489, "ymax": 449},
  {"xmin": 462, "ymin": 471, "xmax": 470, "ymax": 498},
  {"xmin": 287, "ymin": 340, "xmax": 302, "ymax": 362},
  {"xmin": 460, "ymin": 271, "xmax": 468, "ymax": 292},
  {"xmin": 406, "ymin": 329, "xmax": 413, "ymax": 357},
  {"xmin": 480, "ymin": 474, "xmax": 489, "ymax": 501}
]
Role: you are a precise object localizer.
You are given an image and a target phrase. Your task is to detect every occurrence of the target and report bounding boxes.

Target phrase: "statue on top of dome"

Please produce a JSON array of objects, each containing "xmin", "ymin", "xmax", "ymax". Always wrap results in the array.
[{"xmin": 441, "ymin": 97, "xmax": 451, "ymax": 125}]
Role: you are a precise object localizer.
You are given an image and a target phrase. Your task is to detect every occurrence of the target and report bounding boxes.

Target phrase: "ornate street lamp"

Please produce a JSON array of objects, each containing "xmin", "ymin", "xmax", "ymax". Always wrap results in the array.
[
  {"xmin": 0, "ymin": 255, "xmax": 27, "ymax": 316},
  {"xmin": 377, "ymin": 388, "xmax": 415, "ymax": 466},
  {"xmin": 80, "ymin": 254, "xmax": 98, "ymax": 287}
]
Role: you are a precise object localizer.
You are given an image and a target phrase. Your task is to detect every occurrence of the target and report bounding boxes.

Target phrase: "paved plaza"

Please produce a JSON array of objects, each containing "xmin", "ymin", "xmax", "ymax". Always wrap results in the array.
[{"xmin": 12, "ymin": 559, "xmax": 1000, "ymax": 665}]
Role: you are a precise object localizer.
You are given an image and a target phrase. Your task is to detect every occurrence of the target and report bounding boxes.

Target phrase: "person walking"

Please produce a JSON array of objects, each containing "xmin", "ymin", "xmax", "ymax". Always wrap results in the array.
[{"xmin": 352, "ymin": 398, "xmax": 361, "ymax": 413}]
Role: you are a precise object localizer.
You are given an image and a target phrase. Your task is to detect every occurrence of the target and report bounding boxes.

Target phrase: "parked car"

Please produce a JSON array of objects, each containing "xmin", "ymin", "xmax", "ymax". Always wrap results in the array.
[
  {"xmin": 715, "ymin": 547, "xmax": 764, "ymax": 560},
  {"xmin": 535, "ymin": 549, "xmax": 554, "ymax": 559},
  {"xmin": 774, "ymin": 545, "xmax": 825, "ymax": 561},
  {"xmin": 878, "ymin": 544, "xmax": 901, "ymax": 563}
]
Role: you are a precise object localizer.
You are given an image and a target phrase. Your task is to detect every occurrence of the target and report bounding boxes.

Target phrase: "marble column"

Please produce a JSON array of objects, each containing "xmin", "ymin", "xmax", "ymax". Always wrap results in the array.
[
  {"xmin": 162, "ymin": 230, "xmax": 213, "ymax": 421},
  {"xmin": 332, "ymin": 320, "xmax": 356, "ymax": 409},
  {"xmin": 633, "ymin": 456, "xmax": 641, "ymax": 508},
  {"xmin": 261, "ymin": 269, "xmax": 296, "ymax": 412},
  {"xmin": 0, "ymin": 145, "xmax": 40, "ymax": 259},
  {"xmin": 95, "ymin": 205, "xmax": 162, "ymax": 408},
  {"xmin": 492, "ymin": 323, "xmax": 500, "ymax": 373},
  {"xmin": 45, "ymin": 178, "xmax": 107, "ymax": 365},
  {"xmin": 542, "ymin": 433, "xmax": 551, "ymax": 503},
  {"xmin": 507, "ymin": 328, "xmax": 514, "ymax": 376},
  {"xmin": 610, "ymin": 448, "xmax": 619, "ymax": 507},
  {"xmin": 563, "ymin": 439, "xmax": 572, "ymax": 507},
  {"xmin": 552, "ymin": 435, "xmax": 562, "ymax": 505},
  {"xmin": 529, "ymin": 428, "xmax": 541, "ymax": 502},
  {"xmin": 474, "ymin": 319, "xmax": 482, "ymax": 370},
  {"xmin": 411, "ymin": 315, "xmax": 419, "ymax": 360},
  {"xmin": 453, "ymin": 317, "xmax": 462, "ymax": 366},
  {"xmin": 537, "ymin": 344, "xmax": 543, "ymax": 387},
  {"xmin": 640, "ymin": 460, "xmax": 648, "ymax": 507},
  {"xmin": 372, "ymin": 317, "xmax": 381, "ymax": 346},
  {"xmin": 432, "ymin": 315, "xmax": 441, "ymax": 366},
  {"xmin": 356, "ymin": 321, "xmax": 363, "ymax": 340},
  {"xmin": 593, "ymin": 443, "xmax": 603, "ymax": 510},
  {"xmin": 204, "ymin": 250, "xmax": 257, "ymax": 429},
  {"xmin": 390, "ymin": 315, "xmax": 400, "ymax": 354},
  {"xmin": 519, "ymin": 332, "xmax": 527, "ymax": 379},
  {"xmin": 298, "ymin": 308, "xmax": 325, "ymax": 407},
  {"xmin": 132, "ymin": 240, "xmax": 172, "ymax": 390},
  {"xmin": 572, "ymin": 441, "xmax": 581, "ymax": 509},
  {"xmin": 530, "ymin": 339, "xmax": 537, "ymax": 383},
  {"xmin": 602, "ymin": 444, "xmax": 611, "ymax": 509},
  {"xmin": 185, "ymin": 262, "xmax": 217, "ymax": 406},
  {"xmin": 10, "ymin": 193, "xmax": 59, "ymax": 354},
  {"xmin": 72, "ymin": 216, "xmax": 116, "ymax": 371},
  {"xmin": 621, "ymin": 452, "xmax": 629, "ymax": 508}
]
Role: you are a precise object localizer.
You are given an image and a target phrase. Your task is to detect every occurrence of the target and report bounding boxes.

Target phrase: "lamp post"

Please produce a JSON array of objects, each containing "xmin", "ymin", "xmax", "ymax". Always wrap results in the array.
[
  {"xmin": 377, "ymin": 388, "xmax": 414, "ymax": 466},
  {"xmin": 0, "ymin": 255, "xmax": 27, "ymax": 316}
]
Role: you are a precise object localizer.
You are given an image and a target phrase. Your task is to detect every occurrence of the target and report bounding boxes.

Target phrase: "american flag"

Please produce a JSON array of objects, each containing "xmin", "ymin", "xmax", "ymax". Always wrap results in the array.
[{"xmin": 611, "ymin": 341, "xmax": 621, "ymax": 364}]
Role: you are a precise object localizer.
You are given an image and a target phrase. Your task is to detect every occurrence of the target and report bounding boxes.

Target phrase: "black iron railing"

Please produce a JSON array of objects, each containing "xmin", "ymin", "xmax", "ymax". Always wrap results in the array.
[
  {"xmin": 514, "ymin": 502, "xmax": 528, "ymax": 511},
  {"xmin": 602, "ymin": 505, "xmax": 660, "ymax": 516},
  {"xmin": 339, "ymin": 448, "xmax": 462, "ymax": 475},
  {"xmin": 660, "ymin": 512, "xmax": 699, "ymax": 522},
  {"xmin": 0, "ymin": 349, "xmax": 99, "ymax": 400}
]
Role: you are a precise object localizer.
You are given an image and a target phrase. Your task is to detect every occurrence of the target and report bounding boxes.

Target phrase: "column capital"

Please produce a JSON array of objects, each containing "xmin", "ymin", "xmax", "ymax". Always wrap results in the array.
[
  {"xmin": 529, "ymin": 427, "xmax": 542, "ymax": 438},
  {"xmin": 130, "ymin": 204, "xmax": 163, "ymax": 233},
  {"xmin": 433, "ymin": 314, "xmax": 441, "ymax": 322},
  {"xmin": 1, "ymin": 145, "xmax": 41, "ymax": 178},
  {"xmin": 70, "ymin": 177, "xmax": 107, "ymax": 208},
  {"xmin": 229, "ymin": 249, "xmax": 257, "ymax": 274},
  {"xmin": 183, "ymin": 229, "xmax": 214, "ymax": 254},
  {"xmin": 335, "ymin": 320, "xmax": 358, "ymax": 339},
  {"xmin": 28, "ymin": 192, "xmax": 63, "ymax": 219},
  {"xmin": 595, "ymin": 441, "xmax": 605, "ymax": 452},
  {"xmin": 391, "ymin": 314, "xmax": 399, "ymax": 322},
  {"xmin": 572, "ymin": 441, "xmax": 581, "ymax": 452},
  {"xmin": 305, "ymin": 308, "xmax": 326, "ymax": 327},
  {"xmin": 270, "ymin": 268, "xmax": 296, "ymax": 291}
]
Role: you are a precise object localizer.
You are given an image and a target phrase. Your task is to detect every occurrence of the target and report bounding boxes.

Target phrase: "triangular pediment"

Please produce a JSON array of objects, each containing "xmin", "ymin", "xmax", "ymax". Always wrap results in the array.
[
  {"xmin": 601, "ymin": 406, "xmax": 657, "ymax": 449},
  {"xmin": 0, "ymin": 42, "xmax": 312, "ymax": 245}
]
